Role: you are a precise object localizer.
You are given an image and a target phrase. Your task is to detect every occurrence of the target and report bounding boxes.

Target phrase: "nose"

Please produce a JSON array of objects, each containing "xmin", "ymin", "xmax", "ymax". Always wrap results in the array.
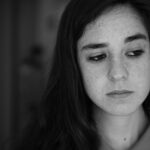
[{"xmin": 107, "ymin": 59, "xmax": 128, "ymax": 82}]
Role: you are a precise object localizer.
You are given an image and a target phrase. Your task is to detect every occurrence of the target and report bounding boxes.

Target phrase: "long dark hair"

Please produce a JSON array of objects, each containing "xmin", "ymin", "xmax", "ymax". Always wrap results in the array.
[{"xmin": 15, "ymin": 0, "xmax": 150, "ymax": 150}]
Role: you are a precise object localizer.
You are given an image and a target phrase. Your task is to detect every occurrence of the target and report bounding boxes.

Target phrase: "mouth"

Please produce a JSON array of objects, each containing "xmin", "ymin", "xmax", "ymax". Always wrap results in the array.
[{"xmin": 106, "ymin": 90, "xmax": 134, "ymax": 98}]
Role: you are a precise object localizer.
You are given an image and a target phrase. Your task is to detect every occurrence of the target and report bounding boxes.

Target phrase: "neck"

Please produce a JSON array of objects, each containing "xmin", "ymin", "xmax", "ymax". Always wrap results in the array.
[{"xmin": 94, "ymin": 106, "xmax": 149, "ymax": 150}]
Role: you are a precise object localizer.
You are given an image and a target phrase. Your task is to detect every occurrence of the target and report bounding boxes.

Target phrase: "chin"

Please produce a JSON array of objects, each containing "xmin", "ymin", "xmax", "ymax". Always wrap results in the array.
[{"xmin": 105, "ymin": 104, "xmax": 141, "ymax": 116}]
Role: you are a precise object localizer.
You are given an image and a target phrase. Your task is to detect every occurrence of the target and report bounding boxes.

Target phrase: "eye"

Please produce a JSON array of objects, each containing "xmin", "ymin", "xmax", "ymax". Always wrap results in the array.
[
  {"xmin": 126, "ymin": 49, "xmax": 145, "ymax": 58},
  {"xmin": 88, "ymin": 53, "xmax": 107, "ymax": 62}
]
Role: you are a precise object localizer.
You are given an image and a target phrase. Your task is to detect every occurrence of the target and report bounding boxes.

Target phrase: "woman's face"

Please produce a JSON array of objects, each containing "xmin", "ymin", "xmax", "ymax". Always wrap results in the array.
[{"xmin": 77, "ymin": 5, "xmax": 150, "ymax": 116}]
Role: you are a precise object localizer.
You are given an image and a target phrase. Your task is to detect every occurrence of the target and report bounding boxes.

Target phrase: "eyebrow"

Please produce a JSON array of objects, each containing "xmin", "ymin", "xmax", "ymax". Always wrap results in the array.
[
  {"xmin": 81, "ymin": 33, "xmax": 147, "ymax": 50},
  {"xmin": 125, "ymin": 33, "xmax": 147, "ymax": 43}
]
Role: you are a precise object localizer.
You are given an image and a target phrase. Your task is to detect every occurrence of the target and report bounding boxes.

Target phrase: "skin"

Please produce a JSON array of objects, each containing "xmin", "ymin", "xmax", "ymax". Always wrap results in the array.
[{"xmin": 77, "ymin": 5, "xmax": 150, "ymax": 150}]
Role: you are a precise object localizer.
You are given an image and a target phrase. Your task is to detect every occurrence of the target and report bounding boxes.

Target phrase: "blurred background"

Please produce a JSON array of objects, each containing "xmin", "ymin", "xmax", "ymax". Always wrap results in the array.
[{"xmin": 1, "ymin": 0, "xmax": 69, "ymax": 149}]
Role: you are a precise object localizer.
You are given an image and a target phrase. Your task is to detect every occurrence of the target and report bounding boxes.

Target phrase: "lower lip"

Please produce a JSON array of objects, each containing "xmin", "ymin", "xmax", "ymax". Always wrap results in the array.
[{"xmin": 106, "ymin": 93, "xmax": 133, "ymax": 99}]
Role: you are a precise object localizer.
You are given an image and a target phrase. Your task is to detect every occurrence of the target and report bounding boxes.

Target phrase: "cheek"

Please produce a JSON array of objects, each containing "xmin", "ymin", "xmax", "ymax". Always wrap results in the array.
[
  {"xmin": 130, "ymin": 58, "xmax": 150, "ymax": 98},
  {"xmin": 79, "ymin": 62, "xmax": 108, "ymax": 103},
  {"xmin": 81, "ymin": 68, "xmax": 104, "ymax": 92},
  {"xmin": 132, "ymin": 59, "xmax": 150, "ymax": 84}
]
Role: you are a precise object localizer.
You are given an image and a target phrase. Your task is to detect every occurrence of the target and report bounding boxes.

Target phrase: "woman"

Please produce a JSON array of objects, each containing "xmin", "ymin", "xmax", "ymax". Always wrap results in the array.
[{"xmin": 15, "ymin": 0, "xmax": 150, "ymax": 150}]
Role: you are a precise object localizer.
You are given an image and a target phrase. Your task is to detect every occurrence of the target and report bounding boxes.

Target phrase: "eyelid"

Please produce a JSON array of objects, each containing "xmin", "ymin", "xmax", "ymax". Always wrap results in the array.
[
  {"xmin": 86, "ymin": 49, "xmax": 145, "ymax": 63},
  {"xmin": 87, "ymin": 53, "xmax": 107, "ymax": 62},
  {"xmin": 126, "ymin": 49, "xmax": 145, "ymax": 57}
]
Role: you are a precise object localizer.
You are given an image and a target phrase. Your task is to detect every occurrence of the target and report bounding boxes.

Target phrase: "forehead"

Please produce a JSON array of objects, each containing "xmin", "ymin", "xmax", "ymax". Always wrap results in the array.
[{"xmin": 78, "ymin": 5, "xmax": 148, "ymax": 47}]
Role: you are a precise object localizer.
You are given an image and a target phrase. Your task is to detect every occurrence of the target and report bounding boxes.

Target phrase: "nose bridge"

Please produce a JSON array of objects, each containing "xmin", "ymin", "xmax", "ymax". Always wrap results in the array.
[{"xmin": 108, "ymin": 56, "xmax": 128, "ymax": 81}]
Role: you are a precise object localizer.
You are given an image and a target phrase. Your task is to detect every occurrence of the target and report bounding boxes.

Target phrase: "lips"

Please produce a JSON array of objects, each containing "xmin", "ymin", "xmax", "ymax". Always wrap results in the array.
[
  {"xmin": 106, "ymin": 90, "xmax": 134, "ymax": 98},
  {"xmin": 107, "ymin": 90, "xmax": 134, "ymax": 95}
]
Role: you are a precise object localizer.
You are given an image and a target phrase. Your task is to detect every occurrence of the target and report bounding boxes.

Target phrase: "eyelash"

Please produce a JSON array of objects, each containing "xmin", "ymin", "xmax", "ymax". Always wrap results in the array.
[{"xmin": 88, "ymin": 50, "xmax": 145, "ymax": 62}]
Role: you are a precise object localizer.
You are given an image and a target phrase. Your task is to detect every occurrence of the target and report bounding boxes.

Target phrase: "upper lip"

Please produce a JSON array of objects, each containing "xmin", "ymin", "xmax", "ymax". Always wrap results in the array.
[{"xmin": 106, "ymin": 90, "xmax": 134, "ymax": 95}]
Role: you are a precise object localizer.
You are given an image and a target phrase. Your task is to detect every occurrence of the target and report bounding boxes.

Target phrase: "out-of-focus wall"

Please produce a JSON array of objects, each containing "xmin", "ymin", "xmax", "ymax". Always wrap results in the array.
[
  {"xmin": 1, "ymin": 0, "xmax": 69, "ymax": 149},
  {"xmin": 1, "ymin": 0, "xmax": 21, "ymax": 149},
  {"xmin": 1, "ymin": 0, "xmax": 12, "ymax": 148},
  {"xmin": 36, "ymin": 0, "xmax": 69, "ymax": 74},
  {"xmin": 19, "ymin": 0, "xmax": 69, "ymax": 129}
]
